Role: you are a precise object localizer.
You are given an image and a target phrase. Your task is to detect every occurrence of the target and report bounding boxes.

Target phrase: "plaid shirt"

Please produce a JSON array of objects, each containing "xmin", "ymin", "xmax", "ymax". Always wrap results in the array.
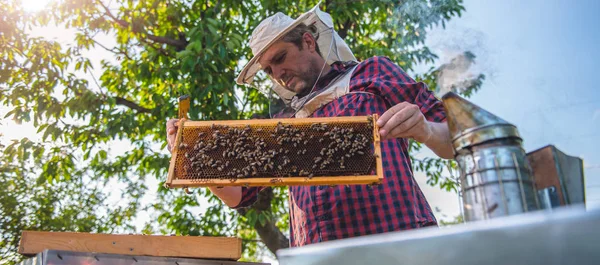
[{"xmin": 233, "ymin": 56, "xmax": 446, "ymax": 247}]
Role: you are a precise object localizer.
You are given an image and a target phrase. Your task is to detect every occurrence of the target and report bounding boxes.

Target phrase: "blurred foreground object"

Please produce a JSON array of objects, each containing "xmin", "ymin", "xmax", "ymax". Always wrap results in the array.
[{"xmin": 277, "ymin": 206, "xmax": 600, "ymax": 265}]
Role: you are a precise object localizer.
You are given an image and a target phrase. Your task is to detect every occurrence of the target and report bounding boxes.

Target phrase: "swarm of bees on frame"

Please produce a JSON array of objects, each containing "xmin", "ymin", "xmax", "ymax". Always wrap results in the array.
[{"xmin": 177, "ymin": 117, "xmax": 376, "ymax": 182}]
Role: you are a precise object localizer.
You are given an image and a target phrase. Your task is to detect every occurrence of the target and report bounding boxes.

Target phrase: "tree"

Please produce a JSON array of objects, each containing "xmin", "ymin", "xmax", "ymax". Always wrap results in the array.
[{"xmin": 0, "ymin": 0, "xmax": 483, "ymax": 263}]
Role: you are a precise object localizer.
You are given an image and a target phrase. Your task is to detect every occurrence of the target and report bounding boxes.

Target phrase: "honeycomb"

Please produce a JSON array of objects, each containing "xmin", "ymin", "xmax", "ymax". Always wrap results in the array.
[{"xmin": 166, "ymin": 115, "xmax": 382, "ymax": 187}]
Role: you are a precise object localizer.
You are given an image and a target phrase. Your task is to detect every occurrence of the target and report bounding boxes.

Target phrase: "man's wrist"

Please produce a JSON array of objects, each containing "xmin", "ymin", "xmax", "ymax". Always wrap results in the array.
[{"xmin": 421, "ymin": 121, "xmax": 434, "ymax": 144}]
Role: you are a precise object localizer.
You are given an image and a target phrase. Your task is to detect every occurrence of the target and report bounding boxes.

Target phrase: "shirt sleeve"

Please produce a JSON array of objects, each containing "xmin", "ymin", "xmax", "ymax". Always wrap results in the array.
[
  {"xmin": 230, "ymin": 186, "xmax": 268, "ymax": 209},
  {"xmin": 353, "ymin": 56, "xmax": 447, "ymax": 123}
]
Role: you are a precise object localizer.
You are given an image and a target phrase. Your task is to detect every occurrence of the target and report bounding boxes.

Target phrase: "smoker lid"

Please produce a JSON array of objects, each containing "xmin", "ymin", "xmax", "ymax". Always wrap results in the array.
[{"xmin": 441, "ymin": 92, "xmax": 521, "ymax": 151}]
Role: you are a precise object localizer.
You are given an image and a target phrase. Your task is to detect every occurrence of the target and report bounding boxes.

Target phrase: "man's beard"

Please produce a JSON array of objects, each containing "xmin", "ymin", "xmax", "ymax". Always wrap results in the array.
[{"xmin": 284, "ymin": 58, "xmax": 321, "ymax": 97}]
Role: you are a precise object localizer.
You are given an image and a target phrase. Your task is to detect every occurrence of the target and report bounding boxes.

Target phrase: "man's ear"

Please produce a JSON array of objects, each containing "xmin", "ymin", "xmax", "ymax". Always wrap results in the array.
[{"xmin": 302, "ymin": 32, "xmax": 317, "ymax": 53}]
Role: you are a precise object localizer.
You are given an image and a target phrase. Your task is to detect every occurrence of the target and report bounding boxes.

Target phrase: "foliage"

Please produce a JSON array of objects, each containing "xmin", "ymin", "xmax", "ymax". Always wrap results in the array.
[
  {"xmin": 0, "ymin": 0, "xmax": 481, "ymax": 263},
  {"xmin": 439, "ymin": 214, "xmax": 464, "ymax": 226}
]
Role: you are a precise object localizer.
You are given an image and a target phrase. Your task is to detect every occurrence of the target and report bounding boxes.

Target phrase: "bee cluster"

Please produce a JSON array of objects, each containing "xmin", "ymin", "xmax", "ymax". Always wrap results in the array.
[{"xmin": 176, "ymin": 120, "xmax": 375, "ymax": 181}]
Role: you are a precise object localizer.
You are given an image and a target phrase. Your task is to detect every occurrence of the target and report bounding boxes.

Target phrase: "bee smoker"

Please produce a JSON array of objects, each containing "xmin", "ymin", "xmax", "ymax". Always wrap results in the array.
[{"xmin": 441, "ymin": 92, "xmax": 540, "ymax": 221}]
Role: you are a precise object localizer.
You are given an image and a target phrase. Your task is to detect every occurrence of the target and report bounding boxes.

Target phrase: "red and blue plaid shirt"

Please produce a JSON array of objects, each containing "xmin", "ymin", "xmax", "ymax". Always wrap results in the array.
[{"xmin": 233, "ymin": 56, "xmax": 446, "ymax": 247}]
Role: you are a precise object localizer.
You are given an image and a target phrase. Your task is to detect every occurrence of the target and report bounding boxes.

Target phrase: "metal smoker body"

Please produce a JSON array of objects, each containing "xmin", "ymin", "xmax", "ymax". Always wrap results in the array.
[{"xmin": 442, "ymin": 92, "xmax": 539, "ymax": 221}]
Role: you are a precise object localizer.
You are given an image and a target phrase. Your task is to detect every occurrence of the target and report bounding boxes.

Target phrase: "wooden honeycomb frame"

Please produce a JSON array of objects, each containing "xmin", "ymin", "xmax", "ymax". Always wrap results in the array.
[{"xmin": 165, "ymin": 100, "xmax": 383, "ymax": 188}]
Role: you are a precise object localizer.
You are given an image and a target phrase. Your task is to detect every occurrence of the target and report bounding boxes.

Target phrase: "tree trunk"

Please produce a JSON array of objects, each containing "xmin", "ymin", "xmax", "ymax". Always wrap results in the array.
[{"xmin": 236, "ymin": 187, "xmax": 289, "ymax": 255}]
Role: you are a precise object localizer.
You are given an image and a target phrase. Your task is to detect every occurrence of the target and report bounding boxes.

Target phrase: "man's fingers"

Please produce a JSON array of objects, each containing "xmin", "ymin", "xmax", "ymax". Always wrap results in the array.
[
  {"xmin": 377, "ymin": 102, "xmax": 409, "ymax": 127},
  {"xmin": 166, "ymin": 119, "xmax": 179, "ymax": 153},
  {"xmin": 384, "ymin": 113, "xmax": 420, "ymax": 140},
  {"xmin": 379, "ymin": 105, "xmax": 417, "ymax": 137},
  {"xmin": 166, "ymin": 119, "xmax": 179, "ymax": 134}
]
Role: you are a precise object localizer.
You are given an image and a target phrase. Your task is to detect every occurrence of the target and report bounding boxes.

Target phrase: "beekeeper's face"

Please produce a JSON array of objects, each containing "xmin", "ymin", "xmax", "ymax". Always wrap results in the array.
[{"xmin": 259, "ymin": 33, "xmax": 322, "ymax": 96}]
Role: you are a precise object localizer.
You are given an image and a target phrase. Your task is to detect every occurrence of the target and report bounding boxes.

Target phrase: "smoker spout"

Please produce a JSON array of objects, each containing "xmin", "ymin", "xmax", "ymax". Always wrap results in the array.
[{"xmin": 442, "ymin": 92, "xmax": 521, "ymax": 151}]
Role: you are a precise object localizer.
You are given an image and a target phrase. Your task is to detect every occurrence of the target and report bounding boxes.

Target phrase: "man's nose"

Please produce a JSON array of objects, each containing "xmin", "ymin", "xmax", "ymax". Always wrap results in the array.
[{"xmin": 272, "ymin": 67, "xmax": 285, "ymax": 82}]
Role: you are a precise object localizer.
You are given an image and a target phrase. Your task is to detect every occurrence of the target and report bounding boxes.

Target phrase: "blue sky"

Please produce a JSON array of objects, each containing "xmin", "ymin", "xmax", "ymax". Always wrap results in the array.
[{"xmin": 415, "ymin": 0, "xmax": 600, "ymax": 215}]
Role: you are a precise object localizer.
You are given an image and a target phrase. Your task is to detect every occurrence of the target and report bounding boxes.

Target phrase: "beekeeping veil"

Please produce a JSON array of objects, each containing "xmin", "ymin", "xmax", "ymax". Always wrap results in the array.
[{"xmin": 235, "ymin": 2, "xmax": 356, "ymax": 117}]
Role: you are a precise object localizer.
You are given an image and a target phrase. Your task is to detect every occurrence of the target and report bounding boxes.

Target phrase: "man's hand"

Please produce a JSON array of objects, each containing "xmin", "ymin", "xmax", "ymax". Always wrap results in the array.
[
  {"xmin": 377, "ymin": 102, "xmax": 432, "ymax": 143},
  {"xmin": 166, "ymin": 118, "xmax": 179, "ymax": 153}
]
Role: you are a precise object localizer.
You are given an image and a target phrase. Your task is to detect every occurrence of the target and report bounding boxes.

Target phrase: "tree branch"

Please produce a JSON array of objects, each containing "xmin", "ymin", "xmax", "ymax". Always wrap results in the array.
[
  {"xmin": 90, "ymin": 38, "xmax": 133, "ymax": 61},
  {"xmin": 96, "ymin": 0, "xmax": 188, "ymax": 50},
  {"xmin": 337, "ymin": 20, "xmax": 353, "ymax": 40},
  {"xmin": 138, "ymin": 38, "xmax": 171, "ymax": 57},
  {"xmin": 115, "ymin": 97, "xmax": 152, "ymax": 114},
  {"xmin": 212, "ymin": 0, "xmax": 223, "ymax": 14}
]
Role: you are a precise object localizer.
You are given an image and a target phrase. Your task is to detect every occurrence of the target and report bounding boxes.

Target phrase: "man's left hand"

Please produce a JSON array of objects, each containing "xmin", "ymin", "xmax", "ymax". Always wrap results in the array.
[{"xmin": 377, "ymin": 102, "xmax": 432, "ymax": 143}]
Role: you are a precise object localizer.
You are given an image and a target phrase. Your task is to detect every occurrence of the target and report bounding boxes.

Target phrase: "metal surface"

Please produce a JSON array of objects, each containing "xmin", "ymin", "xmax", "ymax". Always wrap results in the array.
[
  {"xmin": 538, "ymin": 186, "xmax": 561, "ymax": 209},
  {"xmin": 277, "ymin": 206, "xmax": 600, "ymax": 265},
  {"xmin": 442, "ymin": 92, "xmax": 539, "ymax": 221},
  {"xmin": 552, "ymin": 146, "xmax": 586, "ymax": 204},
  {"xmin": 456, "ymin": 142, "xmax": 539, "ymax": 220},
  {"xmin": 18, "ymin": 249, "xmax": 270, "ymax": 265}
]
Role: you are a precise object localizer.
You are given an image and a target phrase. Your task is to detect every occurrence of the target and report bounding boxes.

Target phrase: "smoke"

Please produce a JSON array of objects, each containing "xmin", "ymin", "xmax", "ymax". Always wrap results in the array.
[
  {"xmin": 435, "ymin": 51, "xmax": 482, "ymax": 96},
  {"xmin": 425, "ymin": 26, "xmax": 496, "ymax": 97}
]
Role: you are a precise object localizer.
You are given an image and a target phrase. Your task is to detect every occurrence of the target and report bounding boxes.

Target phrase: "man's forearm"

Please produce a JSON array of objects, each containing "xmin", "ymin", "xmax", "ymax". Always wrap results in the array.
[
  {"xmin": 424, "ymin": 121, "xmax": 454, "ymax": 159},
  {"xmin": 208, "ymin": 186, "xmax": 242, "ymax": 208}
]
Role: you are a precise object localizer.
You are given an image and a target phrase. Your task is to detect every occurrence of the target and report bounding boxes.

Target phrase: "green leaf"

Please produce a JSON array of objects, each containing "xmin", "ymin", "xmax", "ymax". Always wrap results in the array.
[{"xmin": 258, "ymin": 213, "xmax": 266, "ymax": 227}]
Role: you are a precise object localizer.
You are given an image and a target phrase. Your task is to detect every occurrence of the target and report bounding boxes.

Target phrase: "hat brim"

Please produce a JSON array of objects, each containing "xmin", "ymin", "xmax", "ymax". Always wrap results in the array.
[{"xmin": 235, "ymin": 12, "xmax": 313, "ymax": 86}]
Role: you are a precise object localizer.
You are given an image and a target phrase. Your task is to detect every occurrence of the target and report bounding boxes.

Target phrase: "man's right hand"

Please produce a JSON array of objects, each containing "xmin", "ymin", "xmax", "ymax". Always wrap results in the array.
[{"xmin": 166, "ymin": 119, "xmax": 179, "ymax": 153}]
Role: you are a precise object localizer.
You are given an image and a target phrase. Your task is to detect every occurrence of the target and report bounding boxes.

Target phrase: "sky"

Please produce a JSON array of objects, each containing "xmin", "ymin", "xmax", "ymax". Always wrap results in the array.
[
  {"xmin": 2, "ymin": 0, "xmax": 599, "ymax": 263},
  {"xmin": 413, "ymin": 0, "xmax": 600, "ymax": 219}
]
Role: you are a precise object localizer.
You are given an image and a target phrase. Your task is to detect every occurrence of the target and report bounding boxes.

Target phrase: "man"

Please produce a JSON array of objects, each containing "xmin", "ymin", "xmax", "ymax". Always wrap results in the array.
[{"xmin": 166, "ymin": 6, "xmax": 454, "ymax": 247}]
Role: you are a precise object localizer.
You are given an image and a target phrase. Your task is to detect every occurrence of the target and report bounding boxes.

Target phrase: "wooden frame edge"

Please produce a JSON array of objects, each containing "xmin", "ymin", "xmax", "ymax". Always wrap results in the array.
[
  {"xmin": 372, "ymin": 113, "xmax": 384, "ymax": 182},
  {"xmin": 177, "ymin": 115, "xmax": 370, "ymax": 128},
  {"xmin": 166, "ymin": 115, "xmax": 384, "ymax": 188},
  {"xmin": 168, "ymin": 175, "xmax": 382, "ymax": 187}
]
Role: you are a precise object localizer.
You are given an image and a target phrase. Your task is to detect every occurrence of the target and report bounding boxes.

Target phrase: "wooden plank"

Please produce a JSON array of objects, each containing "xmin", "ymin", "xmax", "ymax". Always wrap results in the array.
[
  {"xmin": 177, "ymin": 115, "xmax": 371, "ymax": 128},
  {"xmin": 18, "ymin": 231, "xmax": 242, "ymax": 260},
  {"xmin": 169, "ymin": 175, "xmax": 382, "ymax": 187}
]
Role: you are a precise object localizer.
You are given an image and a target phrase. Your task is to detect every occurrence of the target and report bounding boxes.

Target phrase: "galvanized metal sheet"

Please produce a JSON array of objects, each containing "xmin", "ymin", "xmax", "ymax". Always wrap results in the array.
[
  {"xmin": 277, "ymin": 205, "xmax": 600, "ymax": 265},
  {"xmin": 18, "ymin": 249, "xmax": 270, "ymax": 265}
]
